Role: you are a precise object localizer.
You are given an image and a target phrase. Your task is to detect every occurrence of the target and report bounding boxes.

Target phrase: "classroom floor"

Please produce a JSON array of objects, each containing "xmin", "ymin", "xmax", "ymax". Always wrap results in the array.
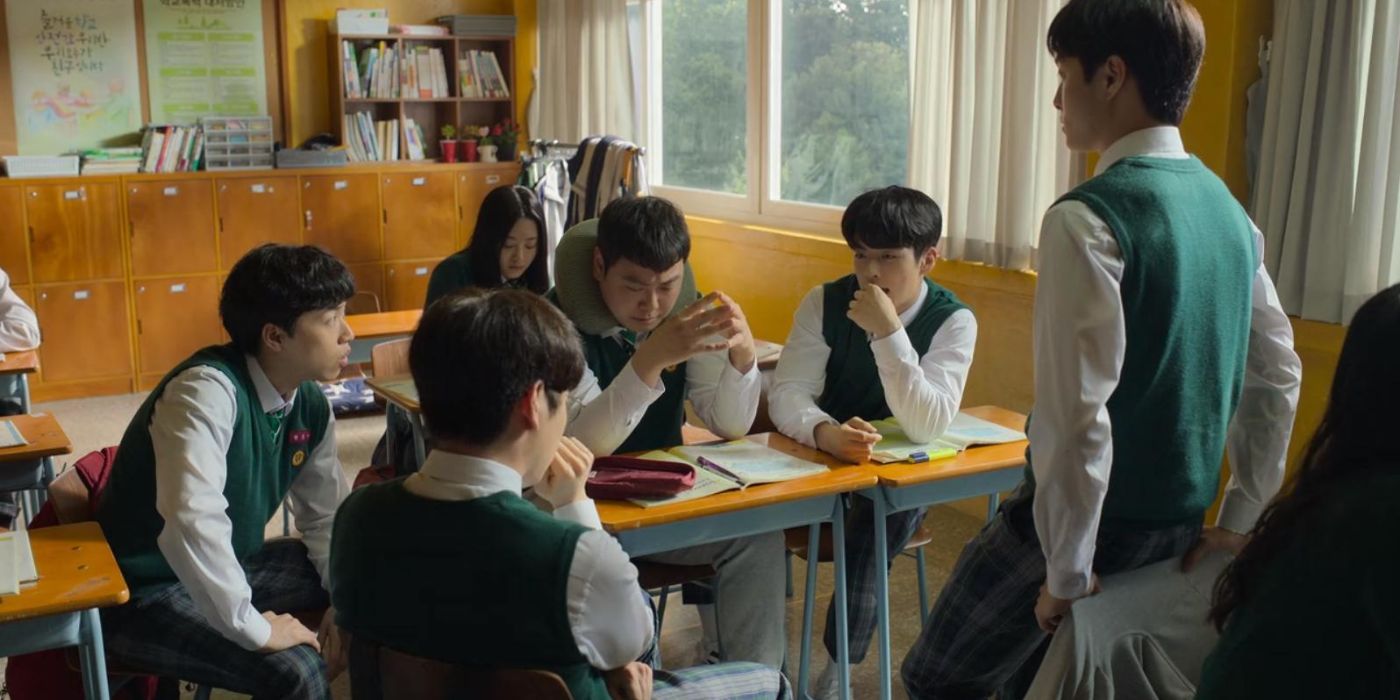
[{"xmin": 11, "ymin": 393, "xmax": 985, "ymax": 699}]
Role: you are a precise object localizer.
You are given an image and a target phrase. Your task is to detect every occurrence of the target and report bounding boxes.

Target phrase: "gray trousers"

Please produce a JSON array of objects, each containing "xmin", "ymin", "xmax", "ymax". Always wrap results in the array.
[{"xmin": 1024, "ymin": 552, "xmax": 1231, "ymax": 700}]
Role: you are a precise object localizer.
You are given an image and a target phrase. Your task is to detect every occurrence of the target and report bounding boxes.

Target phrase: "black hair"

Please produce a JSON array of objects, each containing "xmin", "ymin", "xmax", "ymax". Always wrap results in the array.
[
  {"xmin": 596, "ymin": 196, "xmax": 690, "ymax": 272},
  {"xmin": 1047, "ymin": 0, "xmax": 1206, "ymax": 125},
  {"xmin": 464, "ymin": 185, "xmax": 550, "ymax": 293},
  {"xmin": 220, "ymin": 244, "xmax": 355, "ymax": 354},
  {"xmin": 1209, "ymin": 283, "xmax": 1400, "ymax": 629},
  {"xmin": 410, "ymin": 288, "xmax": 585, "ymax": 445},
  {"xmin": 840, "ymin": 186, "xmax": 943, "ymax": 256}
]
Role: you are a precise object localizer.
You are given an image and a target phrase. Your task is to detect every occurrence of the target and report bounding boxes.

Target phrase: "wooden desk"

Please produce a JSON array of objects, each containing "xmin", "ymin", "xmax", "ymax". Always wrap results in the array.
[
  {"xmin": 346, "ymin": 310, "xmax": 422, "ymax": 364},
  {"xmin": 0, "ymin": 413, "xmax": 74, "ymax": 517},
  {"xmin": 0, "ymin": 522, "xmax": 130, "ymax": 699},
  {"xmin": 597, "ymin": 432, "xmax": 874, "ymax": 700},
  {"xmin": 862, "ymin": 405, "xmax": 1029, "ymax": 700},
  {"xmin": 0, "ymin": 350, "xmax": 40, "ymax": 376},
  {"xmin": 364, "ymin": 374, "xmax": 425, "ymax": 466}
]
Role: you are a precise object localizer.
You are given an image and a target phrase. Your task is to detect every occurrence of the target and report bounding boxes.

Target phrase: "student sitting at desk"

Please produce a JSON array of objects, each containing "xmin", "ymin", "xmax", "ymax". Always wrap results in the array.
[
  {"xmin": 331, "ymin": 288, "xmax": 788, "ymax": 700},
  {"xmin": 96, "ymin": 245, "xmax": 355, "ymax": 699},
  {"xmin": 552, "ymin": 196, "xmax": 786, "ymax": 669},
  {"xmin": 425, "ymin": 184, "xmax": 550, "ymax": 306},
  {"xmin": 767, "ymin": 185, "xmax": 976, "ymax": 698},
  {"xmin": 0, "ymin": 265, "xmax": 40, "ymax": 531}
]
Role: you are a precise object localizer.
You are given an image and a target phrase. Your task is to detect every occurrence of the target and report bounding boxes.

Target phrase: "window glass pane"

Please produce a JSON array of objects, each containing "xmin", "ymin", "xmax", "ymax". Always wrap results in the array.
[
  {"xmin": 778, "ymin": 0, "xmax": 910, "ymax": 207},
  {"xmin": 660, "ymin": 0, "xmax": 748, "ymax": 194}
]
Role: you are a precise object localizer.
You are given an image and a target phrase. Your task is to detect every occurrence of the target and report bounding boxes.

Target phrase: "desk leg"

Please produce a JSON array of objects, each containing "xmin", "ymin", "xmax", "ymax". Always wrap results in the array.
[
  {"xmin": 831, "ymin": 497, "xmax": 851, "ymax": 700},
  {"xmin": 986, "ymin": 492, "xmax": 1000, "ymax": 523},
  {"xmin": 407, "ymin": 410, "xmax": 427, "ymax": 468},
  {"xmin": 19, "ymin": 373, "xmax": 30, "ymax": 413},
  {"xmin": 796, "ymin": 523, "xmax": 820, "ymax": 698},
  {"xmin": 872, "ymin": 493, "xmax": 892, "ymax": 700},
  {"xmin": 78, "ymin": 608, "xmax": 110, "ymax": 700}
]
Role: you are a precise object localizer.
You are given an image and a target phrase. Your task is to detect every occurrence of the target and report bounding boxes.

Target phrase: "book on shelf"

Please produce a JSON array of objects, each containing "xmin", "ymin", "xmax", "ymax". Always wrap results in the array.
[
  {"xmin": 625, "ymin": 441, "xmax": 829, "ymax": 508},
  {"xmin": 139, "ymin": 124, "xmax": 203, "ymax": 173}
]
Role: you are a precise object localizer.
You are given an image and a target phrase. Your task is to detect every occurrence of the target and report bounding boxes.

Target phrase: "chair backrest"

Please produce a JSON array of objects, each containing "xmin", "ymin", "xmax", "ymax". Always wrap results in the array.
[
  {"xmin": 348, "ymin": 290, "xmax": 383, "ymax": 315},
  {"xmin": 370, "ymin": 338, "xmax": 411, "ymax": 378},
  {"xmin": 349, "ymin": 637, "xmax": 574, "ymax": 700}
]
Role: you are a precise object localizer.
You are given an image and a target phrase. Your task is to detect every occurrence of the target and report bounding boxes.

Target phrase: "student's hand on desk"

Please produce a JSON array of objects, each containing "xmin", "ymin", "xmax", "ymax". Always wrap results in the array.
[
  {"xmin": 1181, "ymin": 527, "xmax": 1249, "ymax": 572},
  {"xmin": 847, "ymin": 283, "xmax": 902, "ymax": 340},
  {"xmin": 604, "ymin": 662, "xmax": 653, "ymax": 700},
  {"xmin": 815, "ymin": 418, "xmax": 881, "ymax": 463},
  {"xmin": 258, "ymin": 611, "xmax": 320, "ymax": 654},
  {"xmin": 318, "ymin": 608, "xmax": 348, "ymax": 680},
  {"xmin": 537, "ymin": 436, "xmax": 594, "ymax": 507},
  {"xmin": 1035, "ymin": 575, "xmax": 1100, "ymax": 634},
  {"xmin": 633, "ymin": 293, "xmax": 742, "ymax": 385}
]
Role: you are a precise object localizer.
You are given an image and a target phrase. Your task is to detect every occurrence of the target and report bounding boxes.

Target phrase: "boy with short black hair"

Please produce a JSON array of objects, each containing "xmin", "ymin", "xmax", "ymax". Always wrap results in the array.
[
  {"xmin": 553, "ymin": 196, "xmax": 786, "ymax": 668},
  {"xmin": 769, "ymin": 185, "xmax": 976, "ymax": 697},
  {"xmin": 331, "ymin": 289, "xmax": 787, "ymax": 700},
  {"xmin": 899, "ymin": 1, "xmax": 1301, "ymax": 697},
  {"xmin": 97, "ymin": 244, "xmax": 356, "ymax": 699}
]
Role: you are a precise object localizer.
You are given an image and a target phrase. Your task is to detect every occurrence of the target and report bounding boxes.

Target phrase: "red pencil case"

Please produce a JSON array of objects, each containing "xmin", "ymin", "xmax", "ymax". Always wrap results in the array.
[{"xmin": 586, "ymin": 456, "xmax": 696, "ymax": 500}]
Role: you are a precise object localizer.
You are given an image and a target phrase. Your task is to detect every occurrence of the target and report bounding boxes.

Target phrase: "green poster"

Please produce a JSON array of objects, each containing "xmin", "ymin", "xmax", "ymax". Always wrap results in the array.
[{"xmin": 143, "ymin": 0, "xmax": 267, "ymax": 124}]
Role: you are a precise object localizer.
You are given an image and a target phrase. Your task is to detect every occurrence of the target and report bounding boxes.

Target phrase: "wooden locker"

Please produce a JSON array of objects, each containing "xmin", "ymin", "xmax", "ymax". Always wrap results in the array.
[
  {"xmin": 456, "ymin": 166, "xmax": 518, "ymax": 249},
  {"xmin": 382, "ymin": 172, "xmax": 456, "ymax": 260},
  {"xmin": 34, "ymin": 280, "xmax": 132, "ymax": 383},
  {"xmin": 384, "ymin": 260, "xmax": 439, "ymax": 311},
  {"xmin": 24, "ymin": 183, "xmax": 125, "ymax": 283},
  {"xmin": 133, "ymin": 276, "xmax": 224, "ymax": 386},
  {"xmin": 216, "ymin": 176, "xmax": 301, "ymax": 268},
  {"xmin": 127, "ymin": 180, "xmax": 219, "ymax": 276},
  {"xmin": 302, "ymin": 174, "xmax": 381, "ymax": 263},
  {"xmin": 347, "ymin": 262, "xmax": 385, "ymax": 315},
  {"xmin": 0, "ymin": 186, "xmax": 29, "ymax": 285}
]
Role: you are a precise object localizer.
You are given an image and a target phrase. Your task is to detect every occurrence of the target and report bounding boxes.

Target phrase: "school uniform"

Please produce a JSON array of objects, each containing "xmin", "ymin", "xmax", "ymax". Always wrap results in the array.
[
  {"xmin": 96, "ymin": 344, "xmax": 349, "ymax": 700},
  {"xmin": 0, "ymin": 267, "xmax": 40, "ymax": 525},
  {"xmin": 768, "ymin": 274, "xmax": 976, "ymax": 663},
  {"xmin": 331, "ymin": 451, "xmax": 790, "ymax": 700},
  {"xmin": 424, "ymin": 250, "xmax": 477, "ymax": 308},
  {"xmin": 551, "ymin": 220, "xmax": 787, "ymax": 669},
  {"xmin": 1195, "ymin": 468, "xmax": 1400, "ymax": 699},
  {"xmin": 900, "ymin": 127, "xmax": 1302, "ymax": 699}
]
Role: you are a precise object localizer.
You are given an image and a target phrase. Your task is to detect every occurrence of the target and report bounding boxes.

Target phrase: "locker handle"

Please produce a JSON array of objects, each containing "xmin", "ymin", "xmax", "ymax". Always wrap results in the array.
[
  {"xmin": 305, "ymin": 210, "xmax": 313, "ymax": 230},
  {"xmin": 382, "ymin": 209, "xmax": 387, "ymax": 225}
]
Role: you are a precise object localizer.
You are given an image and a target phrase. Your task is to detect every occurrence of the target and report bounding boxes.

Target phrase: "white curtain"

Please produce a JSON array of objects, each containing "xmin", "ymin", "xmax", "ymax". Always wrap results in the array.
[
  {"xmin": 535, "ymin": 0, "xmax": 637, "ymax": 143},
  {"xmin": 1253, "ymin": 0, "xmax": 1400, "ymax": 324},
  {"xmin": 907, "ymin": 0, "xmax": 1074, "ymax": 271}
]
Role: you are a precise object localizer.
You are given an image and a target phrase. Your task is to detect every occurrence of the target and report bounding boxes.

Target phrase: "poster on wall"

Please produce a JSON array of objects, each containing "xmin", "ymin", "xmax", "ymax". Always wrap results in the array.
[
  {"xmin": 143, "ymin": 0, "xmax": 267, "ymax": 125},
  {"xmin": 5, "ymin": 0, "xmax": 144, "ymax": 155}
]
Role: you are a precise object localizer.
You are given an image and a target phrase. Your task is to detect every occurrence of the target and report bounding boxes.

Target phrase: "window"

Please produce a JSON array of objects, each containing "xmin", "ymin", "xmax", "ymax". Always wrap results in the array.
[{"xmin": 637, "ymin": 0, "xmax": 911, "ymax": 226}]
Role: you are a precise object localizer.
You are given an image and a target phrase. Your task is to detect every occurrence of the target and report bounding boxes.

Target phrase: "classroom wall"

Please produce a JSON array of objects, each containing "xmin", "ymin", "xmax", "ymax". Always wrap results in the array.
[{"xmin": 281, "ymin": 0, "xmax": 533, "ymax": 147}]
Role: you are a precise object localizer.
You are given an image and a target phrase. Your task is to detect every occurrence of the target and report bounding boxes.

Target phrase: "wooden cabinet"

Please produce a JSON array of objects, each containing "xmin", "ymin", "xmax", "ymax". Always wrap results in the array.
[
  {"xmin": 302, "ymin": 174, "xmax": 380, "ymax": 263},
  {"xmin": 134, "ymin": 276, "xmax": 224, "ymax": 386},
  {"xmin": 128, "ymin": 180, "xmax": 218, "ymax": 277},
  {"xmin": 456, "ymin": 166, "xmax": 516, "ymax": 249},
  {"xmin": 34, "ymin": 281, "xmax": 132, "ymax": 384},
  {"xmin": 0, "ymin": 186, "xmax": 28, "ymax": 285},
  {"xmin": 347, "ymin": 262, "xmax": 385, "ymax": 315},
  {"xmin": 382, "ymin": 172, "xmax": 456, "ymax": 260},
  {"xmin": 384, "ymin": 260, "xmax": 438, "ymax": 311},
  {"xmin": 216, "ymin": 176, "xmax": 301, "ymax": 268},
  {"xmin": 25, "ymin": 183, "xmax": 125, "ymax": 283}
]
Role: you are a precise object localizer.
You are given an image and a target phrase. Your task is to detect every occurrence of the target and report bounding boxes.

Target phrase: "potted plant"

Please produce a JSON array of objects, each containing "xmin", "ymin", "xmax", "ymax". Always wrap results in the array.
[
  {"xmin": 490, "ymin": 118, "xmax": 520, "ymax": 161},
  {"xmin": 462, "ymin": 124, "xmax": 489, "ymax": 163},
  {"xmin": 439, "ymin": 124, "xmax": 459, "ymax": 163}
]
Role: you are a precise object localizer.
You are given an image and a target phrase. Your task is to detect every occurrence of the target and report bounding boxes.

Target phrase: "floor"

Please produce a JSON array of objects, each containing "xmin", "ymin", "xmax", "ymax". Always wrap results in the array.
[{"xmin": 8, "ymin": 392, "xmax": 986, "ymax": 699}]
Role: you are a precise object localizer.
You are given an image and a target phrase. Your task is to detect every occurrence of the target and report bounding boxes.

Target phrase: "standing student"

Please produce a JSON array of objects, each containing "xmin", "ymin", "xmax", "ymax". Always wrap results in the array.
[
  {"xmin": 900, "ymin": 1, "xmax": 1302, "ymax": 697},
  {"xmin": 552, "ymin": 196, "xmax": 786, "ymax": 669},
  {"xmin": 425, "ymin": 184, "xmax": 550, "ymax": 306},
  {"xmin": 768, "ymin": 185, "xmax": 975, "ymax": 697},
  {"xmin": 96, "ymin": 245, "xmax": 355, "ymax": 699},
  {"xmin": 0, "ymin": 266, "xmax": 40, "ymax": 530},
  {"xmin": 332, "ymin": 288, "xmax": 789, "ymax": 700}
]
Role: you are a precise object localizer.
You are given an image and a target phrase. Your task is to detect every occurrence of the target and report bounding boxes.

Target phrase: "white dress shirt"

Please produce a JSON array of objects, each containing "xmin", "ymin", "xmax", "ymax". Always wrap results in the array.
[
  {"xmin": 404, "ymin": 451, "xmax": 654, "ymax": 669},
  {"xmin": 1030, "ymin": 127, "xmax": 1303, "ymax": 599},
  {"xmin": 769, "ymin": 281, "xmax": 978, "ymax": 447},
  {"xmin": 0, "ymin": 268, "xmax": 40, "ymax": 352},
  {"xmin": 151, "ymin": 356, "xmax": 349, "ymax": 650},
  {"xmin": 567, "ymin": 329, "xmax": 762, "ymax": 455}
]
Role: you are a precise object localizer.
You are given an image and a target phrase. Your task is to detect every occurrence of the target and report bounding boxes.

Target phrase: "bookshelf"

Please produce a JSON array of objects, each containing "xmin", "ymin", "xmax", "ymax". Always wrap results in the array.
[{"xmin": 329, "ymin": 33, "xmax": 516, "ymax": 162}]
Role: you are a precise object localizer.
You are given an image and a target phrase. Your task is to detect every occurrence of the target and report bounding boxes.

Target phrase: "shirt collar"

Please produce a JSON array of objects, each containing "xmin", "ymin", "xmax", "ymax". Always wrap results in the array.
[
  {"xmin": 245, "ymin": 355, "xmax": 296, "ymax": 416},
  {"xmin": 415, "ymin": 450, "xmax": 523, "ymax": 497},
  {"xmin": 899, "ymin": 281, "xmax": 930, "ymax": 326},
  {"xmin": 1095, "ymin": 126, "xmax": 1187, "ymax": 175}
]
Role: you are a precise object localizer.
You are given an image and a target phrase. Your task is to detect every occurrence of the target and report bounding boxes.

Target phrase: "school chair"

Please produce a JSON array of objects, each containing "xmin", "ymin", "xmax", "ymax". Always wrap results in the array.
[
  {"xmin": 784, "ymin": 519, "xmax": 938, "ymax": 621},
  {"xmin": 348, "ymin": 636, "xmax": 573, "ymax": 700},
  {"xmin": 370, "ymin": 338, "xmax": 417, "ymax": 471}
]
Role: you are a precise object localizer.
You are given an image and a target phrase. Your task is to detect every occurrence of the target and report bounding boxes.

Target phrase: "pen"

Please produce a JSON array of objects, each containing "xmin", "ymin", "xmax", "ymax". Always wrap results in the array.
[{"xmin": 695, "ymin": 455, "xmax": 745, "ymax": 485}]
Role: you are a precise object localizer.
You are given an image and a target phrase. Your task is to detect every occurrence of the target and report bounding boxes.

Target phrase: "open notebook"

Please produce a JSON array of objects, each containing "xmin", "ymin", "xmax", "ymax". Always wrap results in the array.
[
  {"xmin": 627, "ymin": 441, "xmax": 829, "ymax": 508},
  {"xmin": 0, "ymin": 531, "xmax": 39, "ymax": 596},
  {"xmin": 870, "ymin": 412, "xmax": 1027, "ymax": 464}
]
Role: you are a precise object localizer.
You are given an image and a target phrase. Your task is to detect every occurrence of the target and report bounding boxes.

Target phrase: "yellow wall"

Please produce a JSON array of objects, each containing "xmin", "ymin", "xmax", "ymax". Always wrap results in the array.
[{"xmin": 281, "ymin": 0, "xmax": 530, "ymax": 147}]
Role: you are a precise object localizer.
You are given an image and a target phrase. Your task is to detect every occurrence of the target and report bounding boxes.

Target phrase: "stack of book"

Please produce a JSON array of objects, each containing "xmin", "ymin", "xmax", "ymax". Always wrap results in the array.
[
  {"xmin": 459, "ymin": 50, "xmax": 509, "ymax": 99},
  {"xmin": 80, "ymin": 147, "xmax": 143, "ymax": 175},
  {"xmin": 343, "ymin": 114, "xmax": 429, "ymax": 162},
  {"xmin": 343, "ymin": 41, "xmax": 453, "ymax": 100},
  {"xmin": 140, "ymin": 125, "xmax": 204, "ymax": 173},
  {"xmin": 435, "ymin": 14, "xmax": 516, "ymax": 36},
  {"xmin": 405, "ymin": 46, "xmax": 451, "ymax": 99}
]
